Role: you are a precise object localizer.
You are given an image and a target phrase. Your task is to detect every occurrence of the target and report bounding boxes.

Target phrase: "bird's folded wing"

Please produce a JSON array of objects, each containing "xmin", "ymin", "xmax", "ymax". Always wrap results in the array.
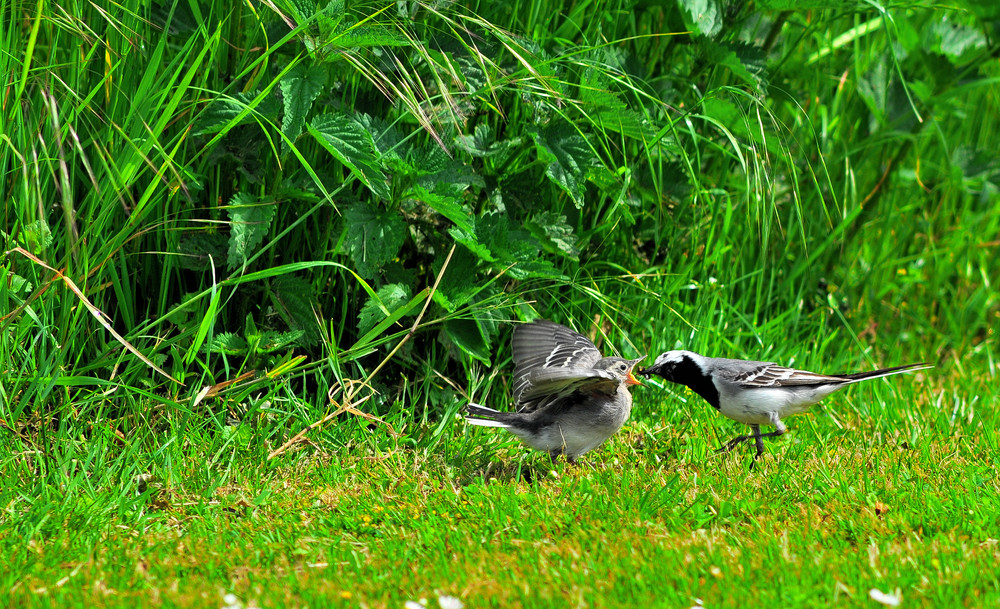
[
  {"xmin": 515, "ymin": 367, "xmax": 620, "ymax": 412},
  {"xmin": 511, "ymin": 321, "xmax": 602, "ymax": 400},
  {"xmin": 724, "ymin": 363, "xmax": 845, "ymax": 388}
]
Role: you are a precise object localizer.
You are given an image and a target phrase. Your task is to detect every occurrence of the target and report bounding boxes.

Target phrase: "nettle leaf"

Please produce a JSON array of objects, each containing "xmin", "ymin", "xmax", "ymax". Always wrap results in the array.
[
  {"xmin": 337, "ymin": 24, "xmax": 409, "ymax": 49},
  {"xmin": 448, "ymin": 226, "xmax": 496, "ymax": 263},
  {"xmin": 177, "ymin": 232, "xmax": 227, "ymax": 271},
  {"xmin": 453, "ymin": 213, "xmax": 562, "ymax": 280},
  {"xmin": 210, "ymin": 332, "xmax": 249, "ymax": 355},
  {"xmin": 227, "ymin": 192, "xmax": 276, "ymax": 269},
  {"xmin": 444, "ymin": 318, "xmax": 491, "ymax": 366},
  {"xmin": 431, "ymin": 247, "xmax": 479, "ymax": 312},
  {"xmin": 344, "ymin": 201, "xmax": 406, "ymax": 278},
  {"xmin": 455, "ymin": 124, "xmax": 520, "ymax": 160},
  {"xmin": 525, "ymin": 212, "xmax": 580, "ymax": 259},
  {"xmin": 926, "ymin": 17, "xmax": 987, "ymax": 65},
  {"xmin": 406, "ymin": 148, "xmax": 483, "ymax": 234},
  {"xmin": 0, "ymin": 266, "xmax": 32, "ymax": 294},
  {"xmin": 279, "ymin": 63, "xmax": 327, "ymax": 154},
  {"xmin": 271, "ymin": 275, "xmax": 320, "ymax": 347},
  {"xmin": 357, "ymin": 282, "xmax": 412, "ymax": 337},
  {"xmin": 194, "ymin": 91, "xmax": 281, "ymax": 136},
  {"xmin": 256, "ymin": 329, "xmax": 306, "ymax": 353},
  {"xmin": 701, "ymin": 41, "xmax": 768, "ymax": 90},
  {"xmin": 309, "ymin": 113, "xmax": 390, "ymax": 199},
  {"xmin": 444, "ymin": 301, "xmax": 502, "ymax": 366},
  {"xmin": 21, "ymin": 219, "xmax": 53, "ymax": 254},
  {"xmin": 532, "ymin": 121, "xmax": 597, "ymax": 209},
  {"xmin": 579, "ymin": 70, "xmax": 658, "ymax": 142},
  {"xmin": 678, "ymin": 0, "xmax": 723, "ymax": 38}
]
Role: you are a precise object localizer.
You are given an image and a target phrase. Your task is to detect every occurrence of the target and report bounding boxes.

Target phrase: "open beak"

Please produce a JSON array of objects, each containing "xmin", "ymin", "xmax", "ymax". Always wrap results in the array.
[{"xmin": 626, "ymin": 356, "xmax": 646, "ymax": 386}]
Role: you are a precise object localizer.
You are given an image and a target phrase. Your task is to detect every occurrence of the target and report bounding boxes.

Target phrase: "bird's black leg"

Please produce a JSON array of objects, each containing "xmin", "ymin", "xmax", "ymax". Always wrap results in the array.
[
  {"xmin": 717, "ymin": 425, "xmax": 757, "ymax": 453},
  {"xmin": 719, "ymin": 421, "xmax": 788, "ymax": 463}
]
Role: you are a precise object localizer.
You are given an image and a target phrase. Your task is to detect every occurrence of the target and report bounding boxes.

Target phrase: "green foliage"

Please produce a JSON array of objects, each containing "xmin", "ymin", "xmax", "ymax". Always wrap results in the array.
[
  {"xmin": 226, "ymin": 193, "xmax": 277, "ymax": 269},
  {"xmin": 343, "ymin": 200, "xmax": 407, "ymax": 278}
]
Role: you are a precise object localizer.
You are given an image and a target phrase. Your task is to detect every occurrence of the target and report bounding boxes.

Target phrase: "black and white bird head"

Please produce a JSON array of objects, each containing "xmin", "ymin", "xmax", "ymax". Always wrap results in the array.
[{"xmin": 637, "ymin": 350, "xmax": 707, "ymax": 383}]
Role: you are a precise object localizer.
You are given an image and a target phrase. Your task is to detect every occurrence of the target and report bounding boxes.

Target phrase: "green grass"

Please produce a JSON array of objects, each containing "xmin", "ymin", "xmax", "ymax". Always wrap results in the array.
[
  {"xmin": 5, "ymin": 385, "xmax": 998, "ymax": 607},
  {"xmin": 2, "ymin": 0, "xmax": 999, "ymax": 606}
]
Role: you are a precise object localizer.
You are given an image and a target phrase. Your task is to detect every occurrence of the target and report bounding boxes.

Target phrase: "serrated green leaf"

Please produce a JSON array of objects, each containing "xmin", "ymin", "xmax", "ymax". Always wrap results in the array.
[
  {"xmin": 279, "ymin": 63, "xmax": 327, "ymax": 154},
  {"xmin": 309, "ymin": 113, "xmax": 390, "ymax": 199},
  {"xmin": 449, "ymin": 226, "xmax": 496, "ymax": 263},
  {"xmin": 257, "ymin": 329, "xmax": 305, "ymax": 353},
  {"xmin": 210, "ymin": 332, "xmax": 249, "ymax": 355},
  {"xmin": 701, "ymin": 40, "xmax": 767, "ymax": 90},
  {"xmin": 177, "ymin": 232, "xmax": 227, "ymax": 271},
  {"xmin": 0, "ymin": 266, "xmax": 32, "ymax": 295},
  {"xmin": 432, "ymin": 247, "xmax": 480, "ymax": 312},
  {"xmin": 22, "ymin": 220, "xmax": 53, "ymax": 254},
  {"xmin": 454, "ymin": 124, "xmax": 520, "ymax": 160},
  {"xmin": 337, "ymin": 24, "xmax": 410, "ymax": 49},
  {"xmin": 357, "ymin": 282, "xmax": 412, "ymax": 337},
  {"xmin": 927, "ymin": 17, "xmax": 987, "ymax": 65},
  {"xmin": 227, "ymin": 192, "xmax": 277, "ymax": 269},
  {"xmin": 444, "ymin": 318, "xmax": 491, "ymax": 366},
  {"xmin": 532, "ymin": 121, "xmax": 596, "ymax": 209},
  {"xmin": 193, "ymin": 91, "xmax": 281, "ymax": 136},
  {"xmin": 454, "ymin": 213, "xmax": 562, "ymax": 280},
  {"xmin": 405, "ymin": 148, "xmax": 482, "ymax": 233},
  {"xmin": 525, "ymin": 212, "xmax": 580, "ymax": 259},
  {"xmin": 271, "ymin": 275, "xmax": 320, "ymax": 347},
  {"xmin": 343, "ymin": 201, "xmax": 406, "ymax": 278},
  {"xmin": 678, "ymin": 0, "xmax": 723, "ymax": 38}
]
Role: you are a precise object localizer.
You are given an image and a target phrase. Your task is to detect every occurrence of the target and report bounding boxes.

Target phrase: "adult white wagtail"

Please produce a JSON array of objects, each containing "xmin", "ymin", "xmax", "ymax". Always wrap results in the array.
[
  {"xmin": 638, "ymin": 351, "xmax": 932, "ymax": 459},
  {"xmin": 465, "ymin": 319, "xmax": 644, "ymax": 462}
]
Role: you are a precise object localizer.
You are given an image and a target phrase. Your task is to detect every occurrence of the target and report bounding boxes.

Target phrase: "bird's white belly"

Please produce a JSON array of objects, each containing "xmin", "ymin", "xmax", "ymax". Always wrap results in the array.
[
  {"xmin": 718, "ymin": 386, "xmax": 827, "ymax": 425},
  {"xmin": 513, "ymin": 421, "xmax": 617, "ymax": 459}
]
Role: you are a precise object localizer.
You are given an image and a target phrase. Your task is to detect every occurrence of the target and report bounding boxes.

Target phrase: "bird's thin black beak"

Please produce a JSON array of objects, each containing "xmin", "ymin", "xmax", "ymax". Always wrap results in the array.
[{"xmin": 636, "ymin": 366, "xmax": 655, "ymax": 377}]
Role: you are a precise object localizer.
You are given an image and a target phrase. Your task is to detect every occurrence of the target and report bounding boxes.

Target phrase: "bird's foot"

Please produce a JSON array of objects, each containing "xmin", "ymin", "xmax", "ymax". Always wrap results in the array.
[{"xmin": 716, "ymin": 434, "xmax": 751, "ymax": 454}]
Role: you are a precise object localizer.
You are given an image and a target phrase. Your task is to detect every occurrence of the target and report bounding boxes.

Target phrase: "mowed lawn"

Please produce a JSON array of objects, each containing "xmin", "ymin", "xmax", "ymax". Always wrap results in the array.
[{"xmin": 5, "ymin": 365, "xmax": 997, "ymax": 608}]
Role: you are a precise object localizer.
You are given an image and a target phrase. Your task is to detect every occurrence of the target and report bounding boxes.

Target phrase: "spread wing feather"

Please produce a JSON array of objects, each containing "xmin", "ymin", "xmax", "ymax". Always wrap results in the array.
[{"xmin": 511, "ymin": 320, "xmax": 601, "ymax": 402}]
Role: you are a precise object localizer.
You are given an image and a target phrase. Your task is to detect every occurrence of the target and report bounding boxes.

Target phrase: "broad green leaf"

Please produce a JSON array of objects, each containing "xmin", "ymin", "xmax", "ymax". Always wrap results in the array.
[
  {"xmin": 309, "ymin": 113, "xmax": 391, "ymax": 199},
  {"xmin": 701, "ymin": 41, "xmax": 767, "ymax": 90},
  {"xmin": 405, "ymin": 148, "xmax": 482, "ymax": 234},
  {"xmin": 454, "ymin": 124, "xmax": 520, "ymax": 160},
  {"xmin": 279, "ymin": 63, "xmax": 327, "ymax": 154},
  {"xmin": 532, "ymin": 121, "xmax": 596, "ymax": 209},
  {"xmin": 679, "ymin": 0, "xmax": 723, "ymax": 37},
  {"xmin": 337, "ymin": 24, "xmax": 410, "ymax": 49},
  {"xmin": 343, "ymin": 201, "xmax": 406, "ymax": 278},
  {"xmin": 525, "ymin": 212, "xmax": 580, "ymax": 259},
  {"xmin": 452, "ymin": 213, "xmax": 562, "ymax": 280},
  {"xmin": 226, "ymin": 192, "xmax": 276, "ymax": 269},
  {"xmin": 210, "ymin": 332, "xmax": 249, "ymax": 355},
  {"xmin": 177, "ymin": 232, "xmax": 227, "ymax": 271},
  {"xmin": 357, "ymin": 282, "xmax": 412, "ymax": 337},
  {"xmin": 926, "ymin": 17, "xmax": 987, "ymax": 65},
  {"xmin": 22, "ymin": 220, "xmax": 52, "ymax": 254},
  {"xmin": 444, "ymin": 318, "xmax": 491, "ymax": 366},
  {"xmin": 431, "ymin": 247, "xmax": 480, "ymax": 312},
  {"xmin": 271, "ymin": 275, "xmax": 320, "ymax": 347},
  {"xmin": 0, "ymin": 267, "xmax": 32, "ymax": 294},
  {"xmin": 193, "ymin": 91, "xmax": 281, "ymax": 136},
  {"xmin": 449, "ymin": 226, "xmax": 496, "ymax": 263}
]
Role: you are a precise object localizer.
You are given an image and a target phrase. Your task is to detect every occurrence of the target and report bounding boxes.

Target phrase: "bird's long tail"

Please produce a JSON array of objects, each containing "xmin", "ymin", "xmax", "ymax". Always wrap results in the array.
[
  {"xmin": 465, "ymin": 403, "xmax": 511, "ymax": 428},
  {"xmin": 839, "ymin": 362, "xmax": 933, "ymax": 383}
]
